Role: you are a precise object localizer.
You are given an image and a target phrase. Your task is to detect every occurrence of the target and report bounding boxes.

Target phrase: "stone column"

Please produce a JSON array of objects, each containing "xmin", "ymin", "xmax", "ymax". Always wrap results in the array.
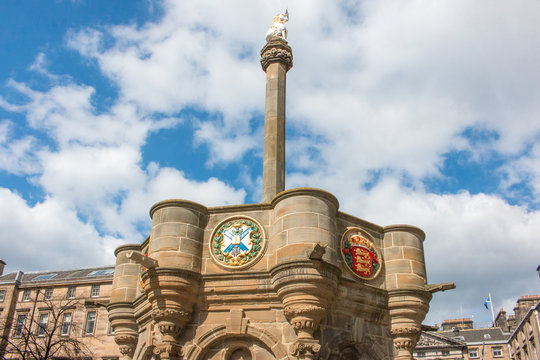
[
  {"xmin": 383, "ymin": 225, "xmax": 432, "ymax": 360},
  {"xmin": 145, "ymin": 200, "xmax": 207, "ymax": 360},
  {"xmin": 260, "ymin": 37, "xmax": 293, "ymax": 203},
  {"xmin": 109, "ymin": 244, "xmax": 141, "ymax": 360}
]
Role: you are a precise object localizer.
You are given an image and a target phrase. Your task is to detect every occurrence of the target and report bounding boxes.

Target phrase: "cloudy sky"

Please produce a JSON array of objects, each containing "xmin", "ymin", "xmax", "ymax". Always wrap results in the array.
[{"xmin": 1, "ymin": 0, "xmax": 540, "ymax": 328}]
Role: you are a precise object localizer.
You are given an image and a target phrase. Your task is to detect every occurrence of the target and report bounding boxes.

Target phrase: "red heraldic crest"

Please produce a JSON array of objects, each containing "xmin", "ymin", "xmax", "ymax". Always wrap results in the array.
[{"xmin": 340, "ymin": 228, "xmax": 382, "ymax": 280}]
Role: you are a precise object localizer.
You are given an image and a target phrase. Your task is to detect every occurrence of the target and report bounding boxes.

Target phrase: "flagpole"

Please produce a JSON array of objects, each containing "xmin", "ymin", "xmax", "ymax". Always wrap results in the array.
[{"xmin": 489, "ymin": 292, "xmax": 496, "ymax": 327}]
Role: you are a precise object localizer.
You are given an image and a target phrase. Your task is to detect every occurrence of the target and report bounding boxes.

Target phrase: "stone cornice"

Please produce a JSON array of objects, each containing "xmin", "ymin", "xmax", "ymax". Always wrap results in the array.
[
  {"xmin": 271, "ymin": 187, "xmax": 340, "ymax": 209},
  {"xmin": 383, "ymin": 224, "xmax": 426, "ymax": 241},
  {"xmin": 149, "ymin": 199, "xmax": 208, "ymax": 218},
  {"xmin": 114, "ymin": 243, "xmax": 141, "ymax": 256}
]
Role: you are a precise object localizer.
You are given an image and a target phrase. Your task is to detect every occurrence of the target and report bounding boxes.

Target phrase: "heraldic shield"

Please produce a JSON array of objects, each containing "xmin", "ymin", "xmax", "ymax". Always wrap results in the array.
[
  {"xmin": 340, "ymin": 227, "xmax": 382, "ymax": 280},
  {"xmin": 210, "ymin": 216, "xmax": 266, "ymax": 269}
]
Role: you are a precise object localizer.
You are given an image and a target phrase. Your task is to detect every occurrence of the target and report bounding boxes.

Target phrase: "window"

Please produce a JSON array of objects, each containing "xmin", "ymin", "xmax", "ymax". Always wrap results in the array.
[
  {"xmin": 91, "ymin": 285, "xmax": 100, "ymax": 297},
  {"xmin": 33, "ymin": 273, "xmax": 57, "ymax": 281},
  {"xmin": 87, "ymin": 269, "xmax": 115, "ymax": 276},
  {"xmin": 442, "ymin": 350, "xmax": 450, "ymax": 356},
  {"xmin": 469, "ymin": 349, "xmax": 479, "ymax": 358},
  {"xmin": 14, "ymin": 314, "xmax": 25, "ymax": 337},
  {"xmin": 108, "ymin": 323, "xmax": 115, "ymax": 335},
  {"xmin": 44, "ymin": 288, "xmax": 53, "ymax": 300},
  {"xmin": 84, "ymin": 311, "xmax": 96, "ymax": 335},
  {"xmin": 416, "ymin": 351, "xmax": 426, "ymax": 357},
  {"xmin": 22, "ymin": 289, "xmax": 31, "ymax": 301},
  {"xmin": 67, "ymin": 286, "xmax": 76, "ymax": 299},
  {"xmin": 37, "ymin": 313, "xmax": 49, "ymax": 336},
  {"xmin": 493, "ymin": 347, "xmax": 503, "ymax": 357},
  {"xmin": 0, "ymin": 289, "xmax": 5, "ymax": 302},
  {"xmin": 60, "ymin": 313, "xmax": 72, "ymax": 336}
]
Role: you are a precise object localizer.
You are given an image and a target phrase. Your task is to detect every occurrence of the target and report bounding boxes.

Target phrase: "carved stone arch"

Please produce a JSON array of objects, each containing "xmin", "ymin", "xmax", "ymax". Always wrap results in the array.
[{"xmin": 184, "ymin": 323, "xmax": 288, "ymax": 360}]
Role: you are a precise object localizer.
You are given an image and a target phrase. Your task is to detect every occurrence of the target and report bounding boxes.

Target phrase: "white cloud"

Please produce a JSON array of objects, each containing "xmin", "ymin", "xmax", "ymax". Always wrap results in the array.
[
  {"xmin": 1, "ymin": 0, "xmax": 540, "ymax": 328},
  {"xmin": 0, "ymin": 188, "xmax": 120, "ymax": 273},
  {"xmin": 0, "ymin": 121, "xmax": 42, "ymax": 175}
]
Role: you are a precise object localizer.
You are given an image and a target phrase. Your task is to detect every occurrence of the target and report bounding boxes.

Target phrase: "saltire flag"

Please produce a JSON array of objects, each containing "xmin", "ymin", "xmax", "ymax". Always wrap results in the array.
[{"xmin": 484, "ymin": 295, "xmax": 491, "ymax": 309}]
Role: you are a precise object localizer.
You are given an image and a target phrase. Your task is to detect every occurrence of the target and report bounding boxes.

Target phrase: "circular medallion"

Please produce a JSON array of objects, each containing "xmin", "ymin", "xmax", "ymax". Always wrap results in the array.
[
  {"xmin": 209, "ymin": 216, "xmax": 266, "ymax": 269},
  {"xmin": 340, "ymin": 228, "xmax": 382, "ymax": 280}
]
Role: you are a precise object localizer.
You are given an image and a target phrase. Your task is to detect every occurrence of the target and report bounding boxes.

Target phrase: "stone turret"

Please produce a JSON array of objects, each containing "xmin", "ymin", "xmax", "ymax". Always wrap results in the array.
[{"xmin": 108, "ymin": 244, "xmax": 141, "ymax": 360}]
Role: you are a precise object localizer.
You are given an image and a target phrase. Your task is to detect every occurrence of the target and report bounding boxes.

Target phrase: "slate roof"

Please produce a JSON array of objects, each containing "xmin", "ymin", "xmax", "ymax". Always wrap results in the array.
[
  {"xmin": 438, "ymin": 327, "xmax": 511, "ymax": 344},
  {"xmin": 0, "ymin": 265, "xmax": 115, "ymax": 285}
]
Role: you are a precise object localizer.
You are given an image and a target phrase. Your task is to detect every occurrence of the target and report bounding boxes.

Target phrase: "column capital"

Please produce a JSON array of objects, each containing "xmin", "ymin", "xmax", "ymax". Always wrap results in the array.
[{"xmin": 260, "ymin": 38, "xmax": 293, "ymax": 72}]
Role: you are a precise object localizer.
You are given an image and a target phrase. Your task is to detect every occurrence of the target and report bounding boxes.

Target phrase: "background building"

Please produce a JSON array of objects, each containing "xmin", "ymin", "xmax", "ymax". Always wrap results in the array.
[
  {"xmin": 0, "ymin": 262, "xmax": 119, "ymax": 359},
  {"xmin": 414, "ymin": 325, "xmax": 511, "ymax": 360}
]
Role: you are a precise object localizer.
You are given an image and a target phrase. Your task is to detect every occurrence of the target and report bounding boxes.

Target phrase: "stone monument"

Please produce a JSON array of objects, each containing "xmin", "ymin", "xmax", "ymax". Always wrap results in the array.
[{"xmin": 108, "ymin": 11, "xmax": 454, "ymax": 360}]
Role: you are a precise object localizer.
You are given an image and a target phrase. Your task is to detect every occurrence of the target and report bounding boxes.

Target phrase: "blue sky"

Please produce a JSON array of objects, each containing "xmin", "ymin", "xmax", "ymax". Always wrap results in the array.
[{"xmin": 1, "ymin": 0, "xmax": 540, "ymax": 328}]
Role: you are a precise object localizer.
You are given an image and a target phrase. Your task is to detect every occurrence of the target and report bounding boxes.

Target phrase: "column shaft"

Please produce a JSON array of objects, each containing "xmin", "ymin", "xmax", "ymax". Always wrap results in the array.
[{"xmin": 260, "ymin": 38, "xmax": 292, "ymax": 203}]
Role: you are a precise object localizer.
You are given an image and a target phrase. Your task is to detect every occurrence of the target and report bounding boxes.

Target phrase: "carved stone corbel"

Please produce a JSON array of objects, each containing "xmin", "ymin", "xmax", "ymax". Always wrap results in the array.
[
  {"xmin": 390, "ymin": 327, "xmax": 422, "ymax": 355},
  {"xmin": 142, "ymin": 268, "xmax": 200, "ymax": 360},
  {"xmin": 153, "ymin": 343, "xmax": 182, "ymax": 360},
  {"xmin": 271, "ymin": 260, "xmax": 340, "ymax": 360},
  {"xmin": 115, "ymin": 334, "xmax": 138, "ymax": 360},
  {"xmin": 388, "ymin": 289, "xmax": 431, "ymax": 360}
]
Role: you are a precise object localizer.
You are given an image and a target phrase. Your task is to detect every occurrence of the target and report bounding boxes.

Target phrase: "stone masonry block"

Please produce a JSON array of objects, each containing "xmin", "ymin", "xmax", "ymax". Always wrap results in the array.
[
  {"xmin": 153, "ymin": 251, "xmax": 194, "ymax": 269},
  {"xmin": 109, "ymin": 288, "xmax": 128, "ymax": 303},
  {"xmin": 268, "ymin": 217, "xmax": 283, "ymax": 238},
  {"xmin": 391, "ymin": 232, "xmax": 423, "ymax": 249},
  {"xmin": 286, "ymin": 227, "xmax": 332, "ymax": 245},
  {"xmin": 268, "ymin": 231, "xmax": 288, "ymax": 252},
  {"xmin": 381, "ymin": 232, "xmax": 394, "ymax": 250},
  {"xmin": 159, "ymin": 206, "xmax": 200, "ymax": 225},
  {"xmin": 180, "ymin": 237, "xmax": 203, "ymax": 256},
  {"xmin": 149, "ymin": 236, "xmax": 180, "ymax": 252},
  {"xmin": 282, "ymin": 212, "xmax": 319, "ymax": 230},
  {"xmin": 403, "ymin": 247, "xmax": 425, "ymax": 263},
  {"xmin": 383, "ymin": 246, "xmax": 403, "ymax": 261},
  {"xmin": 318, "ymin": 214, "xmax": 337, "ymax": 233},
  {"xmin": 396, "ymin": 273, "xmax": 425, "ymax": 289},
  {"xmin": 114, "ymin": 275, "xmax": 138, "ymax": 289},
  {"xmin": 385, "ymin": 274, "xmax": 398, "ymax": 290},
  {"xmin": 122, "ymin": 263, "xmax": 141, "ymax": 276},
  {"xmin": 125, "ymin": 287, "xmax": 138, "ymax": 301},
  {"xmin": 152, "ymin": 222, "xmax": 188, "ymax": 238},
  {"xmin": 385, "ymin": 260, "xmax": 412, "ymax": 274},
  {"xmin": 276, "ymin": 243, "xmax": 313, "ymax": 263},
  {"xmin": 410, "ymin": 260, "xmax": 427, "ymax": 278}
]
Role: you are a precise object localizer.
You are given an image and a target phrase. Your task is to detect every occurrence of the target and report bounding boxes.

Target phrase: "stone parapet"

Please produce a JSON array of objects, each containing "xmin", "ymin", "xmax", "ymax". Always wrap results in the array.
[
  {"xmin": 383, "ymin": 225, "xmax": 427, "ymax": 291},
  {"xmin": 149, "ymin": 199, "xmax": 208, "ymax": 272},
  {"xmin": 270, "ymin": 188, "xmax": 339, "ymax": 267}
]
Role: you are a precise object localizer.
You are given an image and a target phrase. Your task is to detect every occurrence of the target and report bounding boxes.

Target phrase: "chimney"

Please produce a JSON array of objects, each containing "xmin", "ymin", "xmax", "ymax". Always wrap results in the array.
[
  {"xmin": 260, "ymin": 22, "xmax": 293, "ymax": 202},
  {"xmin": 0, "ymin": 259, "xmax": 5, "ymax": 276}
]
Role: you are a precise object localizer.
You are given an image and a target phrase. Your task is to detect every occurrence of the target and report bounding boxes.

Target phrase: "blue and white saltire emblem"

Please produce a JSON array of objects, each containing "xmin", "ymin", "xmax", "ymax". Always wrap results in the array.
[{"xmin": 222, "ymin": 225, "xmax": 252, "ymax": 257}]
